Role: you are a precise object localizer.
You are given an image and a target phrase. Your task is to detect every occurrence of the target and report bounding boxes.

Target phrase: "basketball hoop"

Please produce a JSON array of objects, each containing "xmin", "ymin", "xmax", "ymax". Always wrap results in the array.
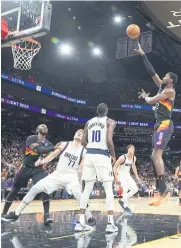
[{"xmin": 11, "ymin": 40, "xmax": 41, "ymax": 70}]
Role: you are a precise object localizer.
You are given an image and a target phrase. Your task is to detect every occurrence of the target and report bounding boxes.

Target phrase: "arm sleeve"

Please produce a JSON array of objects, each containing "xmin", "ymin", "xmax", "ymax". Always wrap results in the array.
[
  {"xmin": 33, "ymin": 144, "xmax": 54, "ymax": 154},
  {"xmin": 142, "ymin": 54, "xmax": 156, "ymax": 77},
  {"xmin": 26, "ymin": 136, "xmax": 54, "ymax": 154}
]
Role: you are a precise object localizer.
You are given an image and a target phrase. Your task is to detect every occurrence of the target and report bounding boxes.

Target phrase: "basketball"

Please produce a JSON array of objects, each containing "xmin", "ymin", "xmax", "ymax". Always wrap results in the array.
[{"xmin": 126, "ymin": 24, "xmax": 140, "ymax": 39}]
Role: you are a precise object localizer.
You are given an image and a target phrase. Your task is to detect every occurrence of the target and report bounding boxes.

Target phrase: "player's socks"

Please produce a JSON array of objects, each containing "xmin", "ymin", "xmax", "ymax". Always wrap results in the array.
[
  {"xmin": 158, "ymin": 175, "xmax": 167, "ymax": 193},
  {"xmin": 79, "ymin": 214, "xmax": 86, "ymax": 225},
  {"xmin": 15, "ymin": 201, "xmax": 27, "ymax": 216},
  {"xmin": 2, "ymin": 201, "xmax": 12, "ymax": 215},
  {"xmin": 43, "ymin": 200, "xmax": 50, "ymax": 215},
  {"xmin": 108, "ymin": 215, "xmax": 114, "ymax": 224},
  {"xmin": 155, "ymin": 178, "xmax": 159, "ymax": 191},
  {"xmin": 85, "ymin": 208, "xmax": 92, "ymax": 220}
]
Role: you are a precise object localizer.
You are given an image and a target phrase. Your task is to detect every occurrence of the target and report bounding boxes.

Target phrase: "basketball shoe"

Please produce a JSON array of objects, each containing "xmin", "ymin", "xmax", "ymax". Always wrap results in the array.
[{"xmin": 148, "ymin": 186, "xmax": 173, "ymax": 206}]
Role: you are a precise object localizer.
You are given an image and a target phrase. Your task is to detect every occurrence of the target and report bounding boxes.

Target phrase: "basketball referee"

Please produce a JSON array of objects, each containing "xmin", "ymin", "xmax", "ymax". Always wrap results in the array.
[{"xmin": 2, "ymin": 124, "xmax": 54, "ymax": 224}]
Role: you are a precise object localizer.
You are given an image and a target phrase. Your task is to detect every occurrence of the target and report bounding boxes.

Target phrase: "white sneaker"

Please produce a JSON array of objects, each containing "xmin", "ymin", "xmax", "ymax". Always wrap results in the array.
[
  {"xmin": 74, "ymin": 222, "xmax": 94, "ymax": 232},
  {"xmin": 105, "ymin": 223, "xmax": 118, "ymax": 233}
]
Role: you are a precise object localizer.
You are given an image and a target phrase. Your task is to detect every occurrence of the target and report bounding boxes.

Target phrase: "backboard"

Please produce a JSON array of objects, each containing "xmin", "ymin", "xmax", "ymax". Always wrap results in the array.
[{"xmin": 1, "ymin": 0, "xmax": 52, "ymax": 47}]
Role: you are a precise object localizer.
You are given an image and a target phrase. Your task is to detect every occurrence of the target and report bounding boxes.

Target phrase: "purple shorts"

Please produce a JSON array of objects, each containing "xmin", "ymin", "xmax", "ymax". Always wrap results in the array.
[{"xmin": 153, "ymin": 120, "xmax": 174, "ymax": 150}]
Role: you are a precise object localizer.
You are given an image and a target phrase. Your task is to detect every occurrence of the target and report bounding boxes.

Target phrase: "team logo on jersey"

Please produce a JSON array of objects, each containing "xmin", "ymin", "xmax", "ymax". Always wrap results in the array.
[
  {"xmin": 64, "ymin": 152, "xmax": 78, "ymax": 161},
  {"xmin": 125, "ymin": 163, "xmax": 132, "ymax": 167}
]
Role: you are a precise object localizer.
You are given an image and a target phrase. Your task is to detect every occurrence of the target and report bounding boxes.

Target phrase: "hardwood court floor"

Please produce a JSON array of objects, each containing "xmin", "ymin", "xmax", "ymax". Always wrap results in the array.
[{"xmin": 1, "ymin": 197, "xmax": 181, "ymax": 248}]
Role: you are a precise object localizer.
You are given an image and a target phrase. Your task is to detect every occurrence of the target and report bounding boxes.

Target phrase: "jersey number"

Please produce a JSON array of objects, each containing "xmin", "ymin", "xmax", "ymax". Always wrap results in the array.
[
  {"xmin": 92, "ymin": 130, "xmax": 101, "ymax": 142},
  {"xmin": 68, "ymin": 160, "xmax": 75, "ymax": 167}
]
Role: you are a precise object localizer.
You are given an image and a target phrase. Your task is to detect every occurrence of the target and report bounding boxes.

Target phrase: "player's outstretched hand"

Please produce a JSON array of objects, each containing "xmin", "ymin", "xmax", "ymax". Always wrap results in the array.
[
  {"xmin": 134, "ymin": 43, "xmax": 145, "ymax": 56},
  {"xmin": 138, "ymin": 89, "xmax": 150, "ymax": 99}
]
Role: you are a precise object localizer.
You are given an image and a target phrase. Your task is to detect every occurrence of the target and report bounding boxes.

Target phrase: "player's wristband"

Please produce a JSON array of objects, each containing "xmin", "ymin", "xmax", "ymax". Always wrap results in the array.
[
  {"xmin": 145, "ymin": 97, "xmax": 151, "ymax": 104},
  {"xmin": 40, "ymin": 159, "xmax": 46, "ymax": 165}
]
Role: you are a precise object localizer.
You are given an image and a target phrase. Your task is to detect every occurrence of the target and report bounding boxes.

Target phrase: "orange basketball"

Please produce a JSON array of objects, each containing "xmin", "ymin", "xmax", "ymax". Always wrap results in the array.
[{"xmin": 126, "ymin": 24, "xmax": 140, "ymax": 39}]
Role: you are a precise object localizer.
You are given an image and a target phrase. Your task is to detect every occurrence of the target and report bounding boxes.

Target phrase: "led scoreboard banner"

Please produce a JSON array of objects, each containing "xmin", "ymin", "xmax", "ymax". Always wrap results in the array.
[
  {"xmin": 1, "ymin": 73, "xmax": 87, "ymax": 105},
  {"xmin": 2, "ymin": 97, "xmax": 181, "ymax": 129},
  {"xmin": 121, "ymin": 104, "xmax": 181, "ymax": 113}
]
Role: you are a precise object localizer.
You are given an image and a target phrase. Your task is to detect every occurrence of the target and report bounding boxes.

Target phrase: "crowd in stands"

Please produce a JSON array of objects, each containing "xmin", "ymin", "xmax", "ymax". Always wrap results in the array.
[
  {"xmin": 1, "ymin": 111, "xmax": 180, "ymax": 202},
  {"xmin": 2, "ymin": 63, "xmax": 181, "ymax": 108}
]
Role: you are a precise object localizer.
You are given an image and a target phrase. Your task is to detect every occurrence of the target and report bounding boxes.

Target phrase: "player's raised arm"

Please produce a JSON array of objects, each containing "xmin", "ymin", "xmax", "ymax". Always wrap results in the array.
[
  {"xmin": 135, "ymin": 43, "xmax": 162, "ymax": 87},
  {"xmin": 113, "ymin": 155, "xmax": 125, "ymax": 185},
  {"xmin": 81, "ymin": 122, "xmax": 89, "ymax": 147},
  {"xmin": 107, "ymin": 119, "xmax": 116, "ymax": 164}
]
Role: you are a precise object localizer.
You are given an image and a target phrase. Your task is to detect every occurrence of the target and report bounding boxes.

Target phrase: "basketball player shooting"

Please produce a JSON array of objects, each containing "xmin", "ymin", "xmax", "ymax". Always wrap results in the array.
[
  {"xmin": 175, "ymin": 160, "xmax": 181, "ymax": 206},
  {"xmin": 1, "ymin": 124, "xmax": 54, "ymax": 224},
  {"xmin": 135, "ymin": 43, "xmax": 178, "ymax": 206},
  {"xmin": 75, "ymin": 103, "xmax": 118, "ymax": 233},
  {"xmin": 3, "ymin": 130, "xmax": 95, "ymax": 225},
  {"xmin": 114, "ymin": 145, "xmax": 141, "ymax": 214}
]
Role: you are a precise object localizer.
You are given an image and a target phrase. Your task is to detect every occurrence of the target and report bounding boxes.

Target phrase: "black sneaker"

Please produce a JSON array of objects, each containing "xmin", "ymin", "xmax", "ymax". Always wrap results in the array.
[
  {"xmin": 88, "ymin": 217, "xmax": 96, "ymax": 226},
  {"xmin": 2, "ymin": 212, "xmax": 19, "ymax": 222},
  {"xmin": 124, "ymin": 207, "xmax": 132, "ymax": 215},
  {"xmin": 44, "ymin": 213, "xmax": 53, "ymax": 225},
  {"xmin": 118, "ymin": 200, "xmax": 125, "ymax": 210}
]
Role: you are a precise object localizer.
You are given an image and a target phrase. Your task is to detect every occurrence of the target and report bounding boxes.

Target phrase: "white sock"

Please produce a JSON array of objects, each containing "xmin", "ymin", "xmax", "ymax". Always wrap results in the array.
[
  {"xmin": 108, "ymin": 215, "xmax": 114, "ymax": 224},
  {"xmin": 85, "ymin": 208, "xmax": 92, "ymax": 220},
  {"xmin": 79, "ymin": 214, "xmax": 85, "ymax": 225},
  {"xmin": 124, "ymin": 201, "xmax": 128, "ymax": 208},
  {"xmin": 15, "ymin": 201, "xmax": 27, "ymax": 216}
]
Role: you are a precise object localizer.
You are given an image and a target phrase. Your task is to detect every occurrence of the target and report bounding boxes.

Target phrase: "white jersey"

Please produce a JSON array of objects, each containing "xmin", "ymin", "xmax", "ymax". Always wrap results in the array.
[
  {"xmin": 86, "ymin": 116, "xmax": 108, "ymax": 150},
  {"xmin": 119, "ymin": 154, "xmax": 134, "ymax": 178},
  {"xmin": 56, "ymin": 142, "xmax": 84, "ymax": 175}
]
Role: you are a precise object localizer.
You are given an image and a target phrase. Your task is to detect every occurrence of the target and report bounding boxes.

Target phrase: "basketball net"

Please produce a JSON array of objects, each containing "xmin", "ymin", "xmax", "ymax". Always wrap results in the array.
[{"xmin": 11, "ymin": 40, "xmax": 41, "ymax": 70}]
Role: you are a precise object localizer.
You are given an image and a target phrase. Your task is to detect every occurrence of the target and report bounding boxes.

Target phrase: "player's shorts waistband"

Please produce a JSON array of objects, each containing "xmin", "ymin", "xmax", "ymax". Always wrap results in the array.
[
  {"xmin": 86, "ymin": 148, "xmax": 110, "ymax": 157},
  {"xmin": 154, "ymin": 119, "xmax": 173, "ymax": 130},
  {"xmin": 155, "ymin": 119, "xmax": 173, "ymax": 125}
]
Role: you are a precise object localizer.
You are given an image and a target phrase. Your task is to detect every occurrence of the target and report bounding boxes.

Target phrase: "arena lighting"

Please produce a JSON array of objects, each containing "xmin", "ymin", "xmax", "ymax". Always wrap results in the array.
[
  {"xmin": 60, "ymin": 44, "xmax": 73, "ymax": 55},
  {"xmin": 92, "ymin": 47, "xmax": 102, "ymax": 56},
  {"xmin": 114, "ymin": 15, "xmax": 122, "ymax": 24}
]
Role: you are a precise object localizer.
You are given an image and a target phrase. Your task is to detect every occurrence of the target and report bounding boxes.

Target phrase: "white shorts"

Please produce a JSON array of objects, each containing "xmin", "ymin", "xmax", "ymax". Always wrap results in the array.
[
  {"xmin": 36, "ymin": 170, "xmax": 81, "ymax": 195},
  {"xmin": 119, "ymin": 174, "xmax": 138, "ymax": 193},
  {"xmin": 82, "ymin": 154, "xmax": 113, "ymax": 182}
]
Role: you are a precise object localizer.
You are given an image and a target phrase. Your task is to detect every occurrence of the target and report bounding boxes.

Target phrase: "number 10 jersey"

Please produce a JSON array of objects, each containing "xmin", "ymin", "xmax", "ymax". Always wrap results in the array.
[{"xmin": 87, "ymin": 116, "xmax": 108, "ymax": 150}]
